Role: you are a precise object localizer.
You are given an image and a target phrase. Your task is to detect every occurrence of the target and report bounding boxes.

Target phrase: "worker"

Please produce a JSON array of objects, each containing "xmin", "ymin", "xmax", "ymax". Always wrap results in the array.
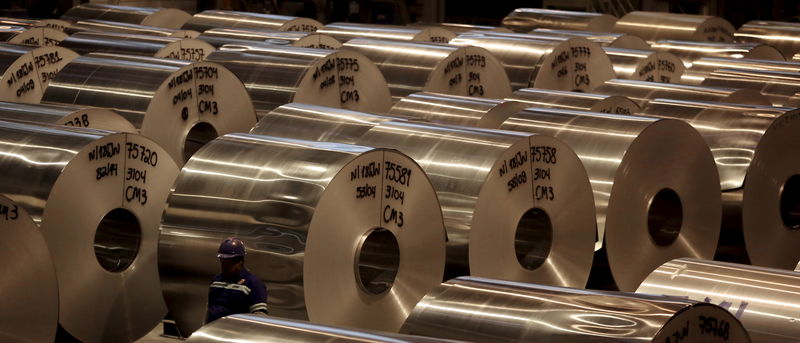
[{"xmin": 206, "ymin": 237, "xmax": 268, "ymax": 323}]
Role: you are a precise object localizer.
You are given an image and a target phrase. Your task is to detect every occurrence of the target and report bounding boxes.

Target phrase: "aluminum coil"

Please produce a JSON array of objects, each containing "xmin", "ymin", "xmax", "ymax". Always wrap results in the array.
[
  {"xmin": 640, "ymin": 100, "xmax": 800, "ymax": 268},
  {"xmin": 66, "ymin": 19, "xmax": 199, "ymax": 38},
  {"xmin": 3, "ymin": 27, "xmax": 67, "ymax": 46},
  {"xmin": 60, "ymin": 31, "xmax": 214, "ymax": 61},
  {"xmin": 507, "ymin": 88, "xmax": 639, "ymax": 114},
  {"xmin": 0, "ymin": 43, "xmax": 78, "ymax": 103},
  {"xmin": 638, "ymin": 258, "xmax": 800, "ymax": 343},
  {"xmin": 252, "ymin": 103, "xmax": 598, "ymax": 287},
  {"xmin": 681, "ymin": 57, "xmax": 800, "ymax": 84},
  {"xmin": 319, "ymin": 22, "xmax": 455, "ymax": 43},
  {"xmin": 199, "ymin": 28, "xmax": 340, "ymax": 49},
  {"xmin": 182, "ymin": 10, "xmax": 321, "ymax": 32},
  {"xmin": 408, "ymin": 22, "xmax": 511, "ymax": 33},
  {"xmin": 700, "ymin": 68, "xmax": 800, "ymax": 106},
  {"xmin": 594, "ymin": 79, "xmax": 773, "ymax": 106},
  {"xmin": 0, "ymin": 25, "xmax": 27, "ymax": 41},
  {"xmin": 207, "ymin": 43, "xmax": 392, "ymax": 113},
  {"xmin": 450, "ymin": 32, "xmax": 616, "ymax": 92},
  {"xmin": 0, "ymin": 17, "xmax": 72, "ymax": 31},
  {"xmin": 614, "ymin": 11, "xmax": 734, "ymax": 43},
  {"xmin": 0, "ymin": 120, "xmax": 180, "ymax": 343},
  {"xmin": 343, "ymin": 38, "xmax": 512, "ymax": 100},
  {"xmin": 603, "ymin": 47, "xmax": 685, "ymax": 83},
  {"xmin": 502, "ymin": 8, "xmax": 617, "ymax": 33},
  {"xmin": 532, "ymin": 28, "xmax": 650, "ymax": 49},
  {"xmin": 187, "ymin": 315, "xmax": 463, "ymax": 343},
  {"xmin": 0, "ymin": 101, "xmax": 135, "ymax": 131},
  {"xmin": 388, "ymin": 92, "xmax": 530, "ymax": 127},
  {"xmin": 401, "ymin": 277, "xmax": 751, "ymax": 343},
  {"xmin": 41, "ymin": 53, "xmax": 258, "ymax": 165},
  {"xmin": 0, "ymin": 193, "xmax": 58, "ymax": 343},
  {"xmin": 651, "ymin": 40, "xmax": 785, "ymax": 68},
  {"xmin": 736, "ymin": 20, "xmax": 800, "ymax": 59},
  {"xmin": 61, "ymin": 4, "xmax": 191, "ymax": 29},
  {"xmin": 160, "ymin": 134, "xmax": 446, "ymax": 335}
]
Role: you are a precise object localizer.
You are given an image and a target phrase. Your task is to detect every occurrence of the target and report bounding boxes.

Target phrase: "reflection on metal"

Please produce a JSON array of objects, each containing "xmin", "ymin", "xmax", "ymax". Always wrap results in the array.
[
  {"xmin": 594, "ymin": 79, "xmax": 773, "ymax": 106},
  {"xmin": 401, "ymin": 277, "xmax": 751, "ymax": 343},
  {"xmin": 736, "ymin": 21, "xmax": 800, "ymax": 59},
  {"xmin": 252, "ymin": 103, "xmax": 598, "ymax": 288},
  {"xmin": 614, "ymin": 11, "xmax": 735, "ymax": 43},
  {"xmin": 450, "ymin": 32, "xmax": 615, "ymax": 92},
  {"xmin": 700, "ymin": 68, "xmax": 800, "ymax": 107},
  {"xmin": 501, "ymin": 8, "xmax": 616, "ymax": 33},
  {"xmin": 388, "ymin": 92, "xmax": 529, "ymax": 127},
  {"xmin": 199, "ymin": 28, "xmax": 340, "ymax": 49},
  {"xmin": 0, "ymin": 17, "xmax": 72, "ymax": 31},
  {"xmin": 60, "ymin": 31, "xmax": 215, "ymax": 61},
  {"xmin": 0, "ymin": 194, "xmax": 58, "ymax": 343},
  {"xmin": 603, "ymin": 47, "xmax": 685, "ymax": 83},
  {"xmin": 638, "ymin": 258, "xmax": 800, "ymax": 343},
  {"xmin": 160, "ymin": 133, "xmax": 446, "ymax": 335},
  {"xmin": 0, "ymin": 25, "xmax": 27, "ymax": 41},
  {"xmin": 681, "ymin": 57, "xmax": 800, "ymax": 85},
  {"xmin": 61, "ymin": 4, "xmax": 191, "ymax": 29},
  {"xmin": 0, "ymin": 121, "xmax": 179, "ymax": 343},
  {"xmin": 651, "ymin": 40, "xmax": 784, "ymax": 68},
  {"xmin": 182, "ymin": 10, "xmax": 321, "ymax": 32},
  {"xmin": 66, "ymin": 19, "xmax": 199, "ymax": 38},
  {"xmin": 0, "ymin": 43, "xmax": 78, "ymax": 103},
  {"xmin": 640, "ymin": 100, "xmax": 800, "ymax": 268},
  {"xmin": 408, "ymin": 22, "xmax": 511, "ymax": 33},
  {"xmin": 320, "ymin": 22, "xmax": 455, "ymax": 43},
  {"xmin": 186, "ymin": 315, "xmax": 463, "ymax": 343},
  {"xmin": 0, "ymin": 26, "xmax": 67, "ymax": 46},
  {"xmin": 342, "ymin": 38, "xmax": 512, "ymax": 100},
  {"xmin": 507, "ymin": 88, "xmax": 640, "ymax": 114},
  {"xmin": 532, "ymin": 28, "xmax": 650, "ymax": 49},
  {"xmin": 0, "ymin": 101, "xmax": 135, "ymax": 132}
]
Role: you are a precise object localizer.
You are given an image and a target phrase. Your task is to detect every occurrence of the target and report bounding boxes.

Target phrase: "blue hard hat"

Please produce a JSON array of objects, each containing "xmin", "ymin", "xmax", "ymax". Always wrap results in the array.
[{"xmin": 217, "ymin": 237, "xmax": 246, "ymax": 258}]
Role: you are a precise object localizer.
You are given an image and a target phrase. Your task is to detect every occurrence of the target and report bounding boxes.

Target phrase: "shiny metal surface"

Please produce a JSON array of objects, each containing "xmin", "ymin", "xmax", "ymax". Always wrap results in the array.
[
  {"xmin": 0, "ymin": 194, "xmax": 58, "ymax": 343},
  {"xmin": 402, "ymin": 276, "xmax": 751, "ymax": 343},
  {"xmin": 0, "ymin": 101, "xmax": 135, "ymax": 131},
  {"xmin": 253, "ymin": 103, "xmax": 598, "ymax": 288},
  {"xmin": 187, "ymin": 315, "xmax": 463, "ymax": 343},
  {"xmin": 61, "ymin": 4, "xmax": 191, "ymax": 29},
  {"xmin": 651, "ymin": 40, "xmax": 785, "ymax": 68},
  {"xmin": 507, "ymin": 88, "xmax": 639, "ymax": 114},
  {"xmin": 66, "ymin": 19, "xmax": 199, "ymax": 38},
  {"xmin": 388, "ymin": 92, "xmax": 529, "ymax": 127},
  {"xmin": 199, "ymin": 28, "xmax": 340, "ymax": 49},
  {"xmin": 603, "ymin": 47, "xmax": 685, "ymax": 83},
  {"xmin": 681, "ymin": 57, "xmax": 800, "ymax": 84},
  {"xmin": 342, "ymin": 38, "xmax": 512, "ymax": 100},
  {"xmin": 60, "ymin": 31, "xmax": 215, "ymax": 61},
  {"xmin": 501, "ymin": 8, "xmax": 616, "ymax": 33},
  {"xmin": 594, "ymin": 79, "xmax": 773, "ymax": 106},
  {"xmin": 614, "ymin": 11, "xmax": 735, "ymax": 43},
  {"xmin": 0, "ymin": 43, "xmax": 79, "ymax": 103},
  {"xmin": 408, "ymin": 22, "xmax": 511, "ymax": 33},
  {"xmin": 0, "ymin": 120, "xmax": 179, "ymax": 343},
  {"xmin": 700, "ymin": 68, "xmax": 800, "ymax": 106},
  {"xmin": 638, "ymin": 258, "xmax": 800, "ymax": 343},
  {"xmin": 736, "ymin": 20, "xmax": 800, "ymax": 59},
  {"xmin": 532, "ymin": 28, "xmax": 650, "ymax": 49},
  {"xmin": 5, "ymin": 27, "xmax": 68, "ymax": 47},
  {"xmin": 0, "ymin": 25, "xmax": 27, "ymax": 41},
  {"xmin": 41, "ymin": 53, "xmax": 258, "ymax": 164},
  {"xmin": 450, "ymin": 32, "xmax": 615, "ymax": 92},
  {"xmin": 182, "ymin": 10, "xmax": 321, "ymax": 32},
  {"xmin": 160, "ymin": 133, "xmax": 446, "ymax": 335},
  {"xmin": 207, "ymin": 43, "xmax": 392, "ymax": 113},
  {"xmin": 319, "ymin": 22, "xmax": 455, "ymax": 43}
]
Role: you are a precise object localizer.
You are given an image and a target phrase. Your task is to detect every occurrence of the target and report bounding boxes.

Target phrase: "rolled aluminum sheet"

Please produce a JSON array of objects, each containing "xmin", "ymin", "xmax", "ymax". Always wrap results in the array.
[
  {"xmin": 639, "ymin": 99, "xmax": 800, "ymax": 268},
  {"xmin": 319, "ymin": 22, "xmax": 455, "ymax": 43},
  {"xmin": 252, "ymin": 103, "xmax": 598, "ymax": 287},
  {"xmin": 0, "ymin": 17, "xmax": 72, "ymax": 31},
  {"xmin": 408, "ymin": 22, "xmax": 512, "ymax": 33},
  {"xmin": 0, "ymin": 101, "xmax": 135, "ymax": 131},
  {"xmin": 41, "ymin": 53, "xmax": 258, "ymax": 165},
  {"xmin": 0, "ymin": 43, "xmax": 78, "ymax": 103},
  {"xmin": 507, "ymin": 88, "xmax": 640, "ymax": 114},
  {"xmin": 160, "ymin": 133, "xmax": 447, "ymax": 335},
  {"xmin": 60, "ymin": 31, "xmax": 214, "ymax": 61},
  {"xmin": 66, "ymin": 19, "xmax": 200, "ymax": 38},
  {"xmin": 2, "ymin": 27, "xmax": 67, "ymax": 46},
  {"xmin": 0, "ymin": 194, "xmax": 58, "ymax": 343},
  {"xmin": 388, "ymin": 92, "xmax": 530, "ymax": 127},
  {"xmin": 651, "ymin": 40, "xmax": 785, "ymax": 68},
  {"xmin": 603, "ymin": 47, "xmax": 685, "ymax": 83},
  {"xmin": 0, "ymin": 25, "xmax": 27, "ymax": 41},
  {"xmin": 61, "ymin": 4, "xmax": 191, "ymax": 29},
  {"xmin": 342, "ymin": 38, "xmax": 512, "ymax": 100},
  {"xmin": 501, "ymin": 8, "xmax": 617, "ymax": 33},
  {"xmin": 532, "ymin": 28, "xmax": 650, "ymax": 49},
  {"xmin": 699, "ymin": 68, "xmax": 800, "ymax": 107},
  {"xmin": 793, "ymin": 52, "xmax": 800, "ymax": 62},
  {"xmin": 0, "ymin": 120, "xmax": 180, "ymax": 343},
  {"xmin": 198, "ymin": 28, "xmax": 340, "ymax": 49},
  {"xmin": 182, "ymin": 10, "xmax": 322, "ymax": 32},
  {"xmin": 681, "ymin": 57, "xmax": 800, "ymax": 85},
  {"xmin": 401, "ymin": 276, "xmax": 751, "ymax": 343},
  {"xmin": 735, "ymin": 20, "xmax": 800, "ymax": 59},
  {"xmin": 207, "ymin": 43, "xmax": 392, "ymax": 113},
  {"xmin": 449, "ymin": 32, "xmax": 616, "ymax": 92},
  {"xmin": 594, "ymin": 79, "xmax": 773, "ymax": 106},
  {"xmin": 638, "ymin": 258, "xmax": 800, "ymax": 343},
  {"xmin": 187, "ymin": 315, "xmax": 463, "ymax": 343},
  {"xmin": 614, "ymin": 11, "xmax": 735, "ymax": 43}
]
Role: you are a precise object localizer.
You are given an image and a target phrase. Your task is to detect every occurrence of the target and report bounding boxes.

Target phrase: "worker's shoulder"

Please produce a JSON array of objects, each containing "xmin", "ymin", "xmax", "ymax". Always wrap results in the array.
[{"xmin": 241, "ymin": 268, "xmax": 266, "ymax": 288}]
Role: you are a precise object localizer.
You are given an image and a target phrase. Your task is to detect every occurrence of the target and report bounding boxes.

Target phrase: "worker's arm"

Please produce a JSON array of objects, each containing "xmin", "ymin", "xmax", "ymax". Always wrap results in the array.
[{"xmin": 248, "ymin": 279, "xmax": 268, "ymax": 315}]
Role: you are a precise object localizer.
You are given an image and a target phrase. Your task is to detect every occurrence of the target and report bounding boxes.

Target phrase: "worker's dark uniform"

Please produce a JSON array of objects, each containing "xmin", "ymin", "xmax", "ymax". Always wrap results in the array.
[{"xmin": 206, "ymin": 268, "xmax": 268, "ymax": 323}]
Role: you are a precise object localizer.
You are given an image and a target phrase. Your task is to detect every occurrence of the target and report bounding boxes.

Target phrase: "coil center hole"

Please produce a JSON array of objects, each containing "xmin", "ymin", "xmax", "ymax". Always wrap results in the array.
[
  {"xmin": 183, "ymin": 122, "xmax": 218, "ymax": 163},
  {"xmin": 515, "ymin": 208, "xmax": 553, "ymax": 271},
  {"xmin": 355, "ymin": 227, "xmax": 400, "ymax": 295},
  {"xmin": 94, "ymin": 208, "xmax": 141, "ymax": 273},
  {"xmin": 780, "ymin": 174, "xmax": 800, "ymax": 230},
  {"xmin": 647, "ymin": 188, "xmax": 683, "ymax": 246}
]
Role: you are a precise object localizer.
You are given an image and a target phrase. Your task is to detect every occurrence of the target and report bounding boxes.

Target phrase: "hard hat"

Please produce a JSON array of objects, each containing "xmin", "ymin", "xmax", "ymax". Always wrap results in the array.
[{"xmin": 217, "ymin": 237, "xmax": 246, "ymax": 258}]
